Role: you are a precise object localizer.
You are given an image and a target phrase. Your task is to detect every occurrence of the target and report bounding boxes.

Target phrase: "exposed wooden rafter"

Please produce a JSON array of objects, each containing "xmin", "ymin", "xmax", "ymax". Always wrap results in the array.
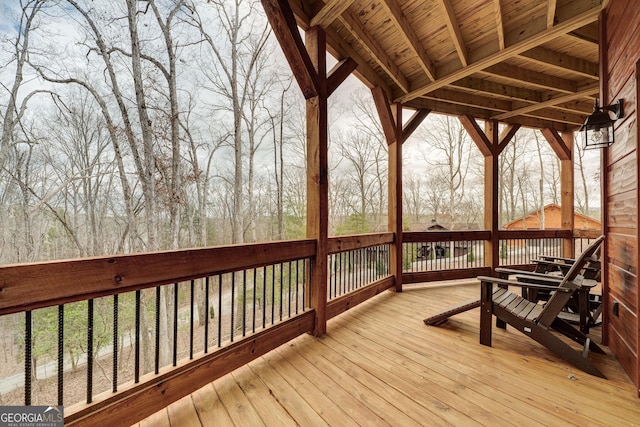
[
  {"xmin": 339, "ymin": 9, "xmax": 411, "ymax": 92},
  {"xmin": 547, "ymin": 0, "xmax": 558, "ymax": 28},
  {"xmin": 436, "ymin": 0, "xmax": 468, "ymax": 67},
  {"xmin": 491, "ymin": 84, "xmax": 599, "ymax": 120},
  {"xmin": 493, "ymin": 0, "xmax": 505, "ymax": 50},
  {"xmin": 381, "ymin": 0, "xmax": 436, "ymax": 81},
  {"xmin": 397, "ymin": 3, "xmax": 601, "ymax": 103},
  {"xmin": 282, "ymin": 0, "xmax": 604, "ymax": 132},
  {"xmin": 310, "ymin": 0, "xmax": 356, "ymax": 28}
]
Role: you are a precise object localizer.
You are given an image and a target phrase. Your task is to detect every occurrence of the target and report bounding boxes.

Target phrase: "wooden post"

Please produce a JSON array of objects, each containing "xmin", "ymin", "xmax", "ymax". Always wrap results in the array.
[
  {"xmin": 560, "ymin": 131, "xmax": 575, "ymax": 258},
  {"xmin": 306, "ymin": 26, "xmax": 329, "ymax": 336},
  {"xmin": 484, "ymin": 120, "xmax": 500, "ymax": 273},
  {"xmin": 390, "ymin": 103, "xmax": 403, "ymax": 291}
]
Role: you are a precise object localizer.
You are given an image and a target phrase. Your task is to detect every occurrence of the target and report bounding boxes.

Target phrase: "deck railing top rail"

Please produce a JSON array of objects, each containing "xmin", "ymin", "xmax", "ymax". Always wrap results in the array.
[{"xmin": 0, "ymin": 239, "xmax": 316, "ymax": 316}]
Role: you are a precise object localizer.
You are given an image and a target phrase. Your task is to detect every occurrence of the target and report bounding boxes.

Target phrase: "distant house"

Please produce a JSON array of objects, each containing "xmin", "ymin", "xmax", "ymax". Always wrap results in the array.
[{"xmin": 502, "ymin": 204, "xmax": 601, "ymax": 230}]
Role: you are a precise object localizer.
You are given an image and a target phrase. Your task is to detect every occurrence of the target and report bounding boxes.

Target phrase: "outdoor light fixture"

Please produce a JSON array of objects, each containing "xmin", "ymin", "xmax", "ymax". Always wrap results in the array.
[{"xmin": 580, "ymin": 98, "xmax": 624, "ymax": 150}]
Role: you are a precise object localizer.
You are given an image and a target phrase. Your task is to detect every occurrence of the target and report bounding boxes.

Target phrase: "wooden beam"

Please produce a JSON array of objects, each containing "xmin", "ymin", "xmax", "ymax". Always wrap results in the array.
[
  {"xmin": 424, "ymin": 87, "xmax": 512, "ymax": 112},
  {"xmin": 327, "ymin": 57, "xmax": 358, "ymax": 97},
  {"xmin": 287, "ymin": 0, "xmax": 393, "ymax": 98},
  {"xmin": 493, "ymin": 0, "xmax": 505, "ymax": 50},
  {"xmin": 479, "ymin": 62, "xmax": 578, "ymax": 94},
  {"xmin": 519, "ymin": 47, "xmax": 599, "ymax": 80},
  {"xmin": 305, "ymin": 26, "xmax": 329, "ymax": 336},
  {"xmin": 339, "ymin": 9, "xmax": 410, "ymax": 93},
  {"xmin": 459, "ymin": 115, "xmax": 492, "ymax": 157},
  {"xmin": 547, "ymin": 0, "xmax": 558, "ymax": 28},
  {"xmin": 402, "ymin": 109, "xmax": 431, "ymax": 143},
  {"xmin": 560, "ymin": 131, "xmax": 574, "ymax": 257},
  {"xmin": 381, "ymin": 0, "xmax": 436, "ymax": 81},
  {"xmin": 261, "ymin": 0, "xmax": 318, "ymax": 99},
  {"xmin": 397, "ymin": 3, "xmax": 602, "ymax": 103},
  {"xmin": 436, "ymin": 0, "xmax": 468, "ymax": 66},
  {"xmin": 491, "ymin": 85, "xmax": 599, "ymax": 121},
  {"xmin": 372, "ymin": 87, "xmax": 398, "ymax": 145},
  {"xmin": 497, "ymin": 124, "xmax": 521, "ymax": 154},
  {"xmin": 411, "ymin": 98, "xmax": 573, "ymax": 131},
  {"xmin": 310, "ymin": 0, "xmax": 355, "ymax": 28},
  {"xmin": 451, "ymin": 77, "xmax": 542, "ymax": 102},
  {"xmin": 540, "ymin": 128, "xmax": 571, "ymax": 160}
]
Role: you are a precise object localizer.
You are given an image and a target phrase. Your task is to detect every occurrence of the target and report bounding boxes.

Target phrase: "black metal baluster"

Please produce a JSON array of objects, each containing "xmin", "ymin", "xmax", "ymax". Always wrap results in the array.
[
  {"xmin": 279, "ymin": 263, "xmax": 284, "ymax": 321},
  {"xmin": 217, "ymin": 275, "xmax": 222, "ymax": 347},
  {"xmin": 252, "ymin": 269, "xmax": 257, "ymax": 333},
  {"xmin": 262, "ymin": 266, "xmax": 267, "ymax": 328},
  {"xmin": 155, "ymin": 287, "xmax": 160, "ymax": 374},
  {"xmin": 204, "ymin": 277, "xmax": 210, "ymax": 353},
  {"xmin": 173, "ymin": 283, "xmax": 178, "ymax": 366},
  {"xmin": 295, "ymin": 260, "xmax": 300, "ymax": 314},
  {"xmin": 230, "ymin": 273, "xmax": 235, "ymax": 342},
  {"xmin": 87, "ymin": 299, "xmax": 94, "ymax": 403},
  {"xmin": 242, "ymin": 270, "xmax": 247, "ymax": 337},
  {"xmin": 58, "ymin": 305, "xmax": 64, "ymax": 406},
  {"xmin": 271, "ymin": 266, "xmax": 275, "ymax": 323},
  {"xmin": 135, "ymin": 290, "xmax": 141, "ymax": 383},
  {"xmin": 288, "ymin": 261, "xmax": 292, "ymax": 318},
  {"xmin": 25, "ymin": 311, "xmax": 32, "ymax": 405},
  {"xmin": 113, "ymin": 294, "xmax": 118, "ymax": 393},
  {"xmin": 190, "ymin": 279, "xmax": 195, "ymax": 359}
]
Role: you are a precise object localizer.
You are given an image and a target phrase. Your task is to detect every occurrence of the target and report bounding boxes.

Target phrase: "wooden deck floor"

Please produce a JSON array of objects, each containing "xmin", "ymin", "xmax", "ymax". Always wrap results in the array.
[{"xmin": 135, "ymin": 282, "xmax": 640, "ymax": 426}]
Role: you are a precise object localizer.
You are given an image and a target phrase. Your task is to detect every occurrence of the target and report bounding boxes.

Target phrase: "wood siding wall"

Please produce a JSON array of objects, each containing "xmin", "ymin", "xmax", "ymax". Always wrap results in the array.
[{"xmin": 604, "ymin": 0, "xmax": 640, "ymax": 395}]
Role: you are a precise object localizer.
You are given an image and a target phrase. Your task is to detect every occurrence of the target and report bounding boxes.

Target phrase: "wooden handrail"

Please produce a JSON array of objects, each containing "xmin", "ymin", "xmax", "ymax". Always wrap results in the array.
[
  {"xmin": 0, "ymin": 239, "xmax": 316, "ymax": 315},
  {"xmin": 327, "ymin": 232, "xmax": 394, "ymax": 254}
]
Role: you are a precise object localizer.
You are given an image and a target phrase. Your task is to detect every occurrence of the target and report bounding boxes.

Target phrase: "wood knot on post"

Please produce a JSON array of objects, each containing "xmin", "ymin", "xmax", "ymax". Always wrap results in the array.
[{"xmin": 114, "ymin": 275, "xmax": 123, "ymax": 284}]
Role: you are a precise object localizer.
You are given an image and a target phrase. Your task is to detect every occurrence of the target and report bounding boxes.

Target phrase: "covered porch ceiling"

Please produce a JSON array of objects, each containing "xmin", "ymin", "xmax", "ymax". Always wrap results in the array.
[{"xmin": 288, "ymin": 0, "xmax": 605, "ymax": 131}]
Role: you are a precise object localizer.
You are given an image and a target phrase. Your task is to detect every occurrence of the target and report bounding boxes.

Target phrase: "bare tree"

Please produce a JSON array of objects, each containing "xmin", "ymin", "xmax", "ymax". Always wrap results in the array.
[{"xmin": 419, "ymin": 115, "xmax": 470, "ymax": 228}]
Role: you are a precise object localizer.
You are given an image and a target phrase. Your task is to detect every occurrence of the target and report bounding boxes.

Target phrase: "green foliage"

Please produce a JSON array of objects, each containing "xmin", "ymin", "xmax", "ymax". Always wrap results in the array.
[
  {"xmin": 285, "ymin": 214, "xmax": 306, "ymax": 239},
  {"xmin": 335, "ymin": 213, "xmax": 370, "ymax": 236},
  {"xmin": 466, "ymin": 246, "xmax": 475, "ymax": 262},
  {"xmin": 403, "ymin": 244, "xmax": 417, "ymax": 270},
  {"xmin": 500, "ymin": 242, "xmax": 508, "ymax": 259}
]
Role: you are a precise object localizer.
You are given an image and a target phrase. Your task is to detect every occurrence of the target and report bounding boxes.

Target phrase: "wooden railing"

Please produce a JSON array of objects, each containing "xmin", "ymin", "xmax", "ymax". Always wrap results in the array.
[
  {"xmin": 402, "ymin": 229, "xmax": 601, "ymax": 283},
  {"xmin": 0, "ymin": 229, "xmax": 600, "ymax": 425},
  {"xmin": 0, "ymin": 241, "xmax": 316, "ymax": 426},
  {"xmin": 326, "ymin": 232, "xmax": 395, "ymax": 319}
]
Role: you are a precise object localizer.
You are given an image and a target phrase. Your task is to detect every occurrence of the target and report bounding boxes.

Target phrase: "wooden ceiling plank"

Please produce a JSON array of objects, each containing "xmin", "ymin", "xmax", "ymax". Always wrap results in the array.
[
  {"xmin": 382, "ymin": 0, "xmax": 436, "ymax": 81},
  {"xmin": 519, "ymin": 46, "xmax": 598, "ymax": 80},
  {"xmin": 261, "ymin": 0, "xmax": 318, "ymax": 99},
  {"xmin": 310, "ymin": 0, "xmax": 356, "ymax": 28},
  {"xmin": 547, "ymin": 0, "xmax": 558, "ymax": 28},
  {"xmin": 339, "ymin": 10, "xmax": 411, "ymax": 93},
  {"xmin": 402, "ymin": 109, "xmax": 431, "ymax": 143},
  {"xmin": 327, "ymin": 57, "xmax": 358, "ymax": 97},
  {"xmin": 493, "ymin": 0, "xmax": 505, "ymax": 50},
  {"xmin": 397, "ymin": 3, "xmax": 602, "ymax": 103},
  {"xmin": 479, "ymin": 63, "xmax": 577, "ymax": 94},
  {"xmin": 436, "ymin": 0, "xmax": 468, "ymax": 67},
  {"xmin": 371, "ymin": 87, "xmax": 397, "ymax": 145},
  {"xmin": 491, "ymin": 84, "xmax": 599, "ymax": 120},
  {"xmin": 459, "ymin": 115, "xmax": 493, "ymax": 156},
  {"xmin": 541, "ymin": 128, "xmax": 571, "ymax": 160}
]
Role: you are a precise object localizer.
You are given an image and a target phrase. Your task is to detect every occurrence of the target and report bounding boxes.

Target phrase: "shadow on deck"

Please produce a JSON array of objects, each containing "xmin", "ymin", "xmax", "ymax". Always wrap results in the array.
[{"xmin": 136, "ymin": 282, "xmax": 639, "ymax": 426}]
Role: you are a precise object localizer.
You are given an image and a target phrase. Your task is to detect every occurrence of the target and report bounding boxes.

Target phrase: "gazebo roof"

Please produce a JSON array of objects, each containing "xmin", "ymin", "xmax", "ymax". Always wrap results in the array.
[{"xmin": 288, "ymin": 0, "xmax": 605, "ymax": 131}]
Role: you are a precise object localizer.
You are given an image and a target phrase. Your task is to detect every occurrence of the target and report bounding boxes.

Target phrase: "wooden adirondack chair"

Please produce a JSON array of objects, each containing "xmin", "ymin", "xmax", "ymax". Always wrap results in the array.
[
  {"xmin": 478, "ymin": 235, "xmax": 606, "ymax": 378},
  {"xmin": 494, "ymin": 237, "xmax": 604, "ymax": 334}
]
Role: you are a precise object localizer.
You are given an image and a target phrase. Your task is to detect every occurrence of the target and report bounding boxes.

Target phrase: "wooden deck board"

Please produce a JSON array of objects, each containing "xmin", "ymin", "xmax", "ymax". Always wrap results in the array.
[{"xmin": 137, "ymin": 282, "xmax": 640, "ymax": 426}]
